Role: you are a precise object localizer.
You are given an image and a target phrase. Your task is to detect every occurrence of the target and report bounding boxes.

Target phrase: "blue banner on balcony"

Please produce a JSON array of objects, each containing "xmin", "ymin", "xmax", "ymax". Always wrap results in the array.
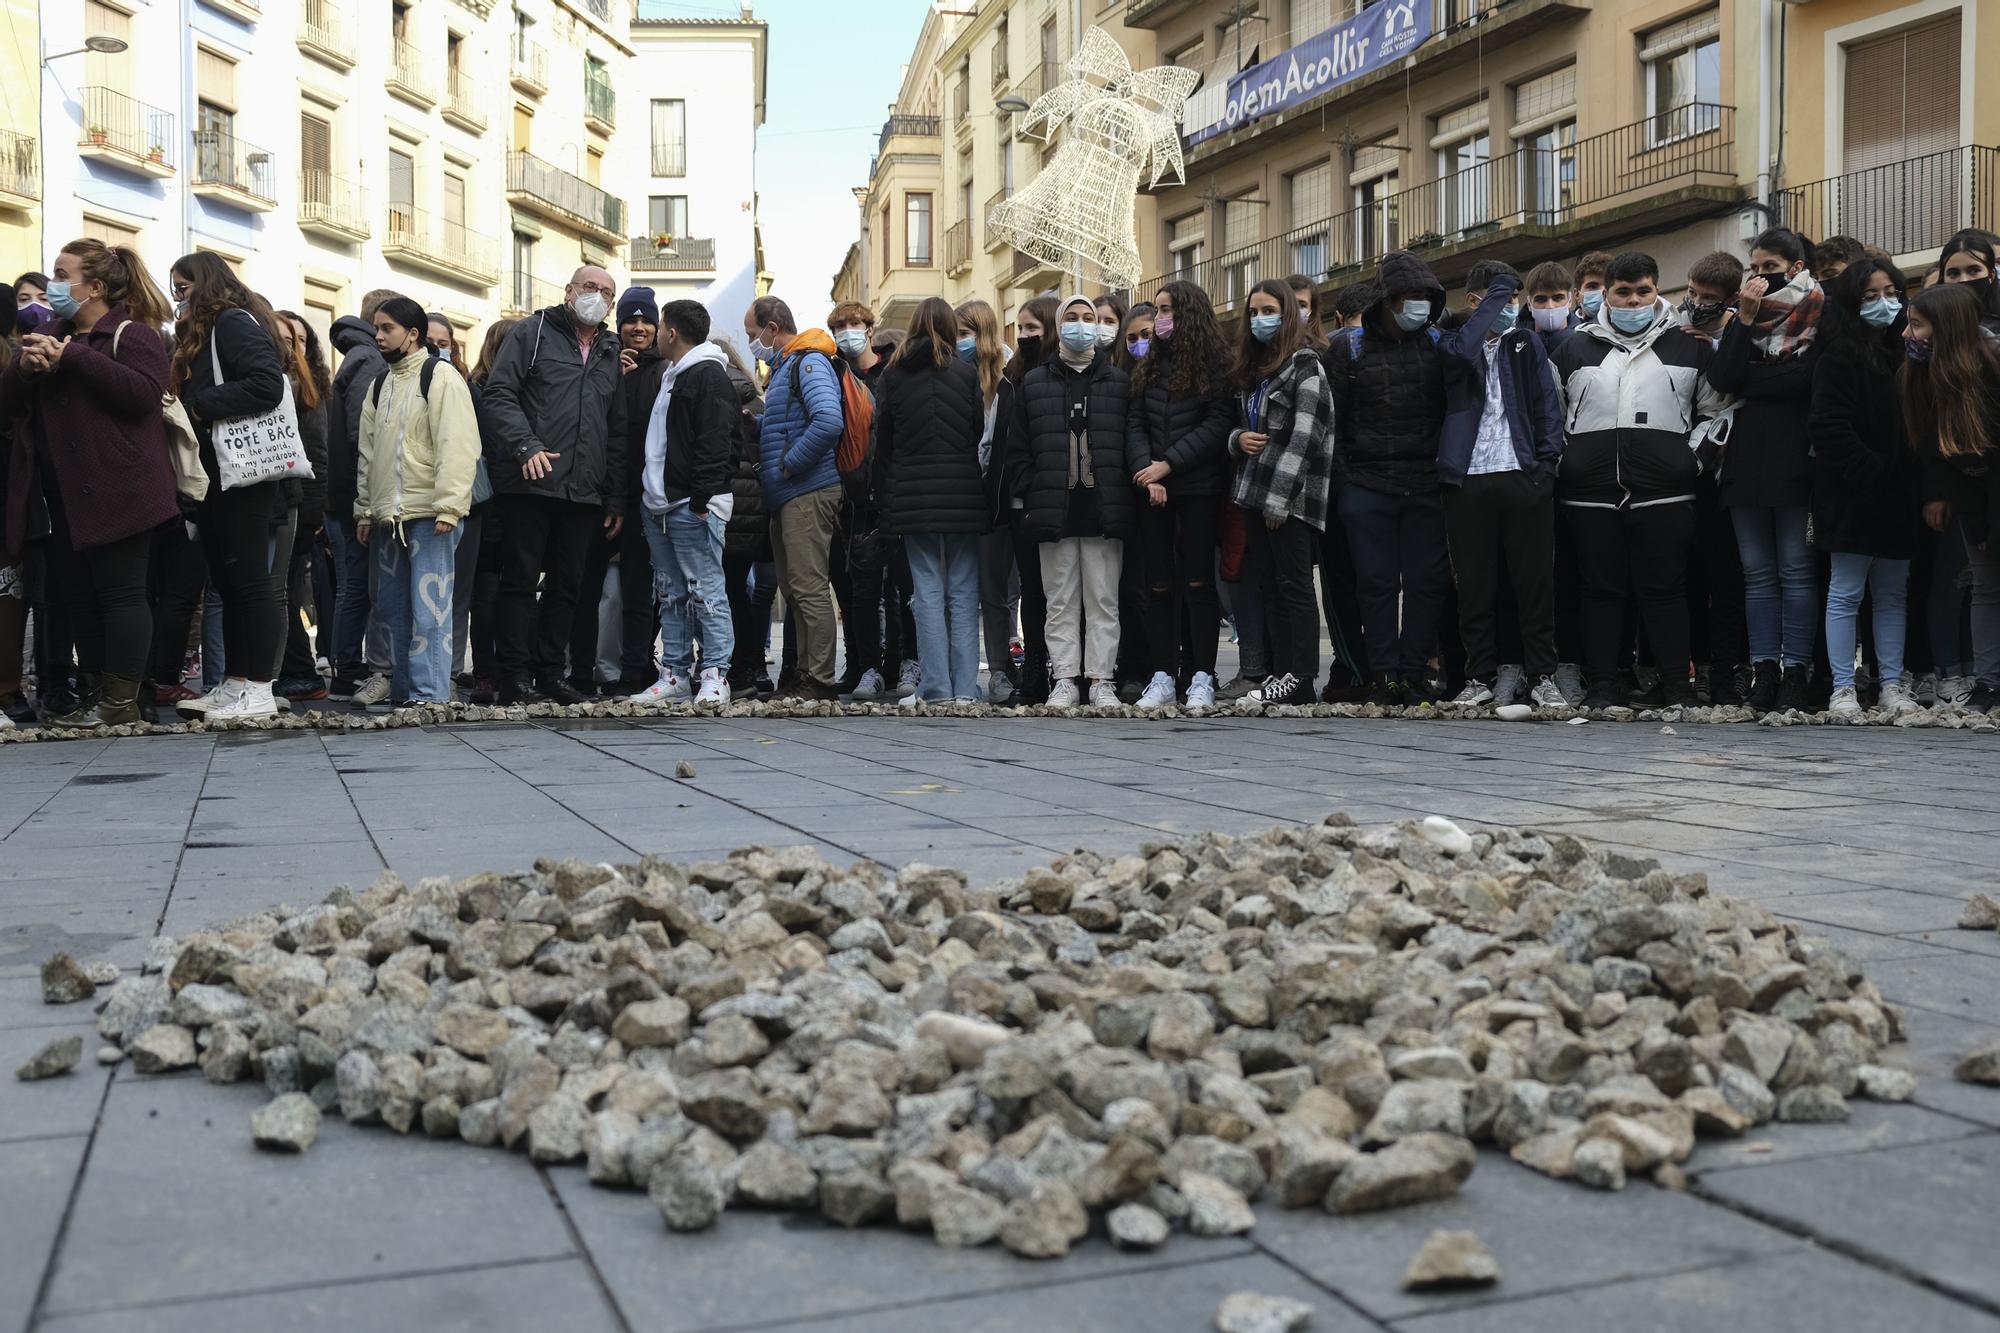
[{"xmin": 1185, "ymin": 0, "xmax": 1432, "ymax": 148}]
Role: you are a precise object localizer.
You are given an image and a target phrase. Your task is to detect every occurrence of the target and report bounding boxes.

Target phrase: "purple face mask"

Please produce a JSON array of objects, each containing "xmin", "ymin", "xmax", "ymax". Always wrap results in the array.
[
  {"xmin": 1905, "ymin": 335, "xmax": 1932, "ymax": 363},
  {"xmin": 1129, "ymin": 336, "xmax": 1151, "ymax": 358}
]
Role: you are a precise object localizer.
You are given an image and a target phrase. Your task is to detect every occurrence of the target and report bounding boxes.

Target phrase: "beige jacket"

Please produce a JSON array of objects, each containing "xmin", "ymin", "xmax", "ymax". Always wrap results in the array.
[{"xmin": 355, "ymin": 352, "xmax": 480, "ymax": 528}]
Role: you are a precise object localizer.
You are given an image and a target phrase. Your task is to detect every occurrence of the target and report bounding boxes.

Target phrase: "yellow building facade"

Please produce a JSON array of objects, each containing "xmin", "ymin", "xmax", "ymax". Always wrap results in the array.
[{"xmin": 0, "ymin": 0, "xmax": 39, "ymax": 283}]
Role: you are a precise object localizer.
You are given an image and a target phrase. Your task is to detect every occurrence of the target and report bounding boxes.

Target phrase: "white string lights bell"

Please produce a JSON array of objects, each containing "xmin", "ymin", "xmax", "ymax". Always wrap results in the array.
[{"xmin": 987, "ymin": 27, "xmax": 1201, "ymax": 291}]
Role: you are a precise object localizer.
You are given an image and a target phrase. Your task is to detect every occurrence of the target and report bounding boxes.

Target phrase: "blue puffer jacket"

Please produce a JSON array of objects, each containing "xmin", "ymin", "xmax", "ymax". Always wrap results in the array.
[{"xmin": 759, "ymin": 332, "xmax": 844, "ymax": 510}]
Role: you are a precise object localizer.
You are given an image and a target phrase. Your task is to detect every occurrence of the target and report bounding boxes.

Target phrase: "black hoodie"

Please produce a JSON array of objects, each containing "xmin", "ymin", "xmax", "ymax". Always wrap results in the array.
[
  {"xmin": 1320, "ymin": 250, "xmax": 1449, "ymax": 496},
  {"xmin": 326, "ymin": 314, "xmax": 384, "ymax": 519}
]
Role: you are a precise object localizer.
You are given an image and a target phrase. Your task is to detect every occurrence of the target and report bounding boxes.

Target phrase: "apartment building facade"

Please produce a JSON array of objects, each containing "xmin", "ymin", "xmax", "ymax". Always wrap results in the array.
[
  {"xmin": 0, "ymin": 0, "xmax": 38, "ymax": 282},
  {"xmin": 847, "ymin": 0, "xmax": 1158, "ymax": 333},
  {"xmin": 34, "ymin": 0, "xmax": 763, "ymax": 352}
]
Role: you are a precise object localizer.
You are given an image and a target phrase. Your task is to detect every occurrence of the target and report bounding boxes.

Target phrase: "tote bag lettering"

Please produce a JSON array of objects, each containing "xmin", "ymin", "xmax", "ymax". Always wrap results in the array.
[{"xmin": 209, "ymin": 310, "xmax": 313, "ymax": 491}]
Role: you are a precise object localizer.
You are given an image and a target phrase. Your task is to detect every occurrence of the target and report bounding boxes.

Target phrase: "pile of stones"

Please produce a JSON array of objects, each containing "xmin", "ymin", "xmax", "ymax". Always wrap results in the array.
[
  {"xmin": 5, "ymin": 693, "xmax": 1995, "ymax": 745},
  {"xmin": 36, "ymin": 815, "xmax": 1933, "ymax": 1255}
]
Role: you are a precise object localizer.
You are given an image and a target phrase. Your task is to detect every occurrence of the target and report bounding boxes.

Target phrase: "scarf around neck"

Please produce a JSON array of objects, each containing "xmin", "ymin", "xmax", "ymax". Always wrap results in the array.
[{"xmin": 1748, "ymin": 270, "xmax": 1823, "ymax": 360}]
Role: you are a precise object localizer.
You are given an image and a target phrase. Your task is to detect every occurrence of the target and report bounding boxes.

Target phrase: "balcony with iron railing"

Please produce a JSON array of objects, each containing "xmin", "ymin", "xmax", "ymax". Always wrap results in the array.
[
  {"xmin": 510, "ymin": 36, "xmax": 548, "ymax": 96},
  {"xmin": 202, "ymin": 0, "xmax": 262, "ymax": 22},
  {"xmin": 1777, "ymin": 145, "xmax": 2000, "ymax": 264},
  {"xmin": 1123, "ymin": 0, "xmax": 1199, "ymax": 27},
  {"xmin": 383, "ymin": 205, "xmax": 500, "ymax": 286},
  {"xmin": 944, "ymin": 218, "xmax": 971, "ymax": 275},
  {"xmin": 387, "ymin": 39, "xmax": 435, "ymax": 107},
  {"xmin": 77, "ymin": 87, "xmax": 176, "ymax": 179},
  {"xmin": 585, "ymin": 68, "xmax": 617, "ymax": 132},
  {"xmin": 191, "ymin": 129, "xmax": 277, "ymax": 211},
  {"xmin": 1037, "ymin": 60, "xmax": 1063, "ymax": 96},
  {"xmin": 297, "ymin": 0, "xmax": 355, "ymax": 68},
  {"xmin": 575, "ymin": 0, "xmax": 612, "ymax": 22},
  {"xmin": 298, "ymin": 171, "xmax": 368, "ymax": 242},
  {"xmin": 506, "ymin": 150, "xmax": 625, "ymax": 243},
  {"xmin": 1148, "ymin": 104, "xmax": 1739, "ymax": 307},
  {"xmin": 0, "ymin": 130, "xmax": 39, "ymax": 207},
  {"xmin": 627, "ymin": 235, "xmax": 717, "ymax": 273},
  {"xmin": 991, "ymin": 52, "xmax": 1010, "ymax": 92},
  {"xmin": 983, "ymin": 186, "xmax": 1012, "ymax": 250},
  {"xmin": 444, "ymin": 68, "xmax": 487, "ymax": 131},
  {"xmin": 878, "ymin": 115, "xmax": 941, "ymax": 159}
]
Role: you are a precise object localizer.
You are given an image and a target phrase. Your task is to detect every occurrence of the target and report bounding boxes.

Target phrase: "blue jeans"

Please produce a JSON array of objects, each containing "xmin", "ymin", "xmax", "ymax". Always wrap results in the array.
[
  {"xmin": 324, "ymin": 515, "xmax": 388, "ymax": 678},
  {"xmin": 372, "ymin": 520, "xmax": 463, "ymax": 703},
  {"xmin": 904, "ymin": 533, "xmax": 982, "ymax": 701},
  {"xmin": 1825, "ymin": 553, "xmax": 1908, "ymax": 690},
  {"xmin": 1731, "ymin": 505, "xmax": 1816, "ymax": 666},
  {"xmin": 641, "ymin": 507, "xmax": 733, "ymax": 681}
]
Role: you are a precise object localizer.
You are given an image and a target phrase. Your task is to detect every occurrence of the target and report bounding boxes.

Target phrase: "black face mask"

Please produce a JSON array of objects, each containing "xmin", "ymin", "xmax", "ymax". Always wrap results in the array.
[
  {"xmin": 1680, "ymin": 298, "xmax": 1726, "ymax": 328},
  {"xmin": 1017, "ymin": 334, "xmax": 1042, "ymax": 363},
  {"xmin": 382, "ymin": 346, "xmax": 409, "ymax": 366}
]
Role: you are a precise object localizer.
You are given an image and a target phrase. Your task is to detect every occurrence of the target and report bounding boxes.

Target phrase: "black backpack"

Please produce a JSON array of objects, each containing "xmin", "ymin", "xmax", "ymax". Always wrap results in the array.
[{"xmin": 370, "ymin": 352, "xmax": 440, "ymax": 407}]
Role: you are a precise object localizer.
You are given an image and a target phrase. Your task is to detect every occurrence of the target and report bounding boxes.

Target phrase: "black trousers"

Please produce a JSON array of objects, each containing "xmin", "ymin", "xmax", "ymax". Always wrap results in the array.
[
  {"xmin": 1316, "ymin": 508, "xmax": 1370, "ymax": 686},
  {"xmin": 495, "ymin": 494, "xmax": 601, "ymax": 681},
  {"xmin": 46, "ymin": 490, "xmax": 153, "ymax": 681},
  {"xmin": 1116, "ymin": 533, "xmax": 1149, "ymax": 686},
  {"xmin": 1006, "ymin": 510, "xmax": 1049, "ymax": 690},
  {"xmin": 197, "ymin": 478, "xmax": 282, "ymax": 683},
  {"xmin": 148, "ymin": 518, "xmax": 208, "ymax": 685},
  {"xmin": 1340, "ymin": 486, "xmax": 1450, "ymax": 680},
  {"xmin": 567, "ymin": 513, "xmax": 655, "ymax": 685},
  {"xmin": 1687, "ymin": 483, "xmax": 1746, "ymax": 673},
  {"xmin": 833, "ymin": 509, "xmax": 887, "ymax": 677},
  {"xmin": 472, "ymin": 501, "xmax": 506, "ymax": 677},
  {"xmin": 1567, "ymin": 501, "xmax": 1696, "ymax": 681},
  {"xmin": 1250, "ymin": 515, "xmax": 1319, "ymax": 682},
  {"xmin": 1139, "ymin": 494, "xmax": 1221, "ymax": 680},
  {"xmin": 1443, "ymin": 471, "xmax": 1558, "ymax": 680}
]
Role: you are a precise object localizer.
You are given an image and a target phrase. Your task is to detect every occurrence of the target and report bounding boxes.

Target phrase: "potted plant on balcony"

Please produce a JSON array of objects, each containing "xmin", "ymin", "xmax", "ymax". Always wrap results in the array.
[
  {"xmin": 147, "ymin": 143, "xmax": 164, "ymax": 164},
  {"xmin": 651, "ymin": 231, "xmax": 676, "ymax": 257},
  {"xmin": 87, "ymin": 125, "xmax": 108, "ymax": 146}
]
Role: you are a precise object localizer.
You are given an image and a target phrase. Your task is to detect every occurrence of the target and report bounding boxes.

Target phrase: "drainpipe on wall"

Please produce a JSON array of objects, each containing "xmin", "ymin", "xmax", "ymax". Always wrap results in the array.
[
  {"xmin": 181, "ymin": 0, "xmax": 193, "ymax": 255},
  {"xmin": 1756, "ymin": 0, "xmax": 1774, "ymax": 207}
]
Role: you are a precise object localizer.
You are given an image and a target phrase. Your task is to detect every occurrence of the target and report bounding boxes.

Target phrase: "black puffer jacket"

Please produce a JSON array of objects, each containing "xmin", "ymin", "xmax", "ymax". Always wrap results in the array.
[
  {"xmin": 1005, "ymin": 350, "xmax": 1138, "ymax": 542},
  {"xmin": 1808, "ymin": 335, "xmax": 1919, "ymax": 558},
  {"xmin": 295, "ymin": 397, "xmax": 329, "ymax": 531},
  {"xmin": 325, "ymin": 315, "xmax": 382, "ymax": 520},
  {"xmin": 481, "ymin": 304, "xmax": 627, "ymax": 512},
  {"xmin": 1322, "ymin": 250, "xmax": 1448, "ymax": 496},
  {"xmin": 724, "ymin": 361, "xmax": 768, "ymax": 560},
  {"xmin": 1126, "ymin": 344, "xmax": 1236, "ymax": 498},
  {"xmin": 1708, "ymin": 318, "xmax": 1818, "ymax": 510},
  {"xmin": 870, "ymin": 338, "xmax": 987, "ymax": 536}
]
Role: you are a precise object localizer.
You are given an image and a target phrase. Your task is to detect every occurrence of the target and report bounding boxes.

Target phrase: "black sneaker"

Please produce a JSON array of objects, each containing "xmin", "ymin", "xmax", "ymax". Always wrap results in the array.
[
  {"xmin": 538, "ymin": 677, "xmax": 591, "ymax": 706},
  {"xmin": 1747, "ymin": 661, "xmax": 1780, "ymax": 712},
  {"xmin": 1583, "ymin": 673, "xmax": 1621, "ymax": 709},
  {"xmin": 1708, "ymin": 667, "xmax": 1746, "ymax": 706},
  {"xmin": 1401, "ymin": 674, "xmax": 1439, "ymax": 706},
  {"xmin": 1364, "ymin": 676, "xmax": 1404, "ymax": 707},
  {"xmin": 496, "ymin": 676, "xmax": 540, "ymax": 706},
  {"xmin": 1628, "ymin": 676, "xmax": 1665, "ymax": 708},
  {"xmin": 754, "ymin": 673, "xmax": 777, "ymax": 696},
  {"xmin": 1320, "ymin": 676, "xmax": 1369, "ymax": 704},
  {"xmin": 0, "ymin": 690, "xmax": 33, "ymax": 724},
  {"xmin": 1774, "ymin": 664, "xmax": 1810, "ymax": 713},
  {"xmin": 1248, "ymin": 672, "xmax": 1307, "ymax": 707},
  {"xmin": 1663, "ymin": 679, "xmax": 1700, "ymax": 709},
  {"xmin": 1967, "ymin": 683, "xmax": 1996, "ymax": 715}
]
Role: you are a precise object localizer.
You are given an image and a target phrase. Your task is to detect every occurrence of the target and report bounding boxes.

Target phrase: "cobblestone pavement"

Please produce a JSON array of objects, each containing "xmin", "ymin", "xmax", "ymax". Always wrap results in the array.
[{"xmin": 4, "ymin": 716, "xmax": 1997, "ymax": 1332}]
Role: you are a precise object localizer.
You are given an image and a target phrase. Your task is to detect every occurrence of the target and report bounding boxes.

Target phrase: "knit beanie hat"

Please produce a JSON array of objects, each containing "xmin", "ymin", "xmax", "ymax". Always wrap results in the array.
[{"xmin": 617, "ymin": 286, "xmax": 659, "ymax": 327}]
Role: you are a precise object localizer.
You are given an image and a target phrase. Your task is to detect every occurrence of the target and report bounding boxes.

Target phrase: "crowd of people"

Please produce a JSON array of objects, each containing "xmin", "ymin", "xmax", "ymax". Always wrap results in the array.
[{"xmin": 2, "ymin": 223, "xmax": 1998, "ymax": 730}]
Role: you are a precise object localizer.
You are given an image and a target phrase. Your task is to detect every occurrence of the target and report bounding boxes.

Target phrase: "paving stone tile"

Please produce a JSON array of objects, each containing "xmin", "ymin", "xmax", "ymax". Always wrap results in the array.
[
  {"xmin": 0, "ymin": 1133, "xmax": 88, "ymax": 1332},
  {"xmin": 1891, "ymin": 1009, "xmax": 2000, "ymax": 1129},
  {"xmin": 1251, "ymin": 1150, "xmax": 1796, "ymax": 1323},
  {"xmin": 43, "ymin": 1076, "xmax": 577, "ymax": 1314},
  {"xmin": 546, "ymin": 1165, "xmax": 1256, "ymax": 1333},
  {"xmin": 1695, "ymin": 1135, "xmax": 2000, "ymax": 1309},
  {"xmin": 1685, "ymin": 1099, "xmax": 1984, "ymax": 1174},
  {"xmin": 1768, "ymin": 888, "xmax": 1975, "ymax": 935},
  {"xmin": 1391, "ymin": 1246, "xmax": 1998, "ymax": 1332},
  {"xmin": 38, "ymin": 1257, "xmax": 621, "ymax": 1333},
  {"xmin": 0, "ymin": 896, "xmax": 168, "ymax": 976},
  {"xmin": 1864, "ymin": 952, "xmax": 2000, "ymax": 1023}
]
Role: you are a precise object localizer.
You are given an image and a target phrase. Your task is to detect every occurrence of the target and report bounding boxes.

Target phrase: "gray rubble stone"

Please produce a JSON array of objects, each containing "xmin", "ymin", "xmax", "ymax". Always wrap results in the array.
[
  {"xmin": 1107, "ymin": 1201, "xmax": 1169, "ymax": 1250},
  {"xmin": 41, "ymin": 953, "xmax": 95, "ymax": 1005},
  {"xmin": 1326, "ymin": 1133, "xmax": 1476, "ymax": 1214},
  {"xmin": 650, "ymin": 1140, "xmax": 728, "ymax": 1231},
  {"xmin": 1215, "ymin": 1291, "xmax": 1314, "ymax": 1333},
  {"xmin": 250, "ymin": 1093, "xmax": 322, "ymax": 1152},
  {"xmin": 1402, "ymin": 1229, "xmax": 1502, "ymax": 1291},
  {"xmin": 129, "ymin": 1024, "xmax": 198, "ymax": 1073},
  {"xmin": 16, "ymin": 1034, "xmax": 83, "ymax": 1081}
]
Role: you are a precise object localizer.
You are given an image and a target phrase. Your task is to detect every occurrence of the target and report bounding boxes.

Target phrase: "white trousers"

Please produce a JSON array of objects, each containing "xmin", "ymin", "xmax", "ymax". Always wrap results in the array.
[{"xmin": 1039, "ymin": 536, "xmax": 1123, "ymax": 681}]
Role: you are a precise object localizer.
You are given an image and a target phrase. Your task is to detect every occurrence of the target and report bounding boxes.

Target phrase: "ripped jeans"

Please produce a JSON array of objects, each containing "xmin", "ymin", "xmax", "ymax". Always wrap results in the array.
[
  {"xmin": 373, "ymin": 519, "xmax": 464, "ymax": 703},
  {"xmin": 641, "ymin": 505, "xmax": 734, "ymax": 683}
]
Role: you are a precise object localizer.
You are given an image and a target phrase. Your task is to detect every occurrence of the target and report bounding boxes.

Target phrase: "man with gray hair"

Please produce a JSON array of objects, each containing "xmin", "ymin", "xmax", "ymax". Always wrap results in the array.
[{"xmin": 483, "ymin": 265, "xmax": 628, "ymax": 705}]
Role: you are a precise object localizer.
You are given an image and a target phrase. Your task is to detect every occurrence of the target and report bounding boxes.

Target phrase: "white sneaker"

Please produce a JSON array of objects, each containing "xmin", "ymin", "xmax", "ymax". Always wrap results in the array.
[
  {"xmin": 1938, "ymin": 675, "xmax": 1974, "ymax": 708},
  {"xmin": 176, "ymin": 679, "xmax": 242, "ymax": 716},
  {"xmin": 693, "ymin": 668, "xmax": 730, "ymax": 706},
  {"xmin": 1529, "ymin": 676, "xmax": 1567, "ymax": 709},
  {"xmin": 1450, "ymin": 679, "xmax": 1495, "ymax": 707},
  {"xmin": 896, "ymin": 661, "xmax": 922, "ymax": 695},
  {"xmin": 1879, "ymin": 681, "xmax": 1920, "ymax": 715},
  {"xmin": 208, "ymin": 680, "xmax": 278, "ymax": 720},
  {"xmin": 0, "ymin": 709, "xmax": 13, "ymax": 730},
  {"xmin": 630, "ymin": 668, "xmax": 691, "ymax": 705},
  {"xmin": 1492, "ymin": 664, "xmax": 1525, "ymax": 706},
  {"xmin": 1914, "ymin": 671, "xmax": 1938, "ymax": 706},
  {"xmin": 897, "ymin": 691, "xmax": 924, "ymax": 710},
  {"xmin": 351, "ymin": 673, "xmax": 391, "ymax": 707},
  {"xmin": 1087, "ymin": 680, "xmax": 1120, "ymax": 709},
  {"xmin": 850, "ymin": 668, "xmax": 886, "ymax": 700},
  {"xmin": 986, "ymin": 672, "xmax": 1015, "ymax": 704},
  {"xmin": 1185, "ymin": 671, "xmax": 1217, "ymax": 712},
  {"xmin": 1045, "ymin": 679, "xmax": 1081, "ymax": 711},
  {"xmin": 1554, "ymin": 663, "xmax": 1586, "ymax": 707},
  {"xmin": 1828, "ymin": 686, "xmax": 1863, "ymax": 717},
  {"xmin": 1136, "ymin": 671, "xmax": 1177, "ymax": 711}
]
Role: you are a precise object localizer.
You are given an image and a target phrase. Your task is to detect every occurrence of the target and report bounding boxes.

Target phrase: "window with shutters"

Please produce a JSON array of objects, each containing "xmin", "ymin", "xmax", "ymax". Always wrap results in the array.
[
  {"xmin": 1168, "ymin": 211, "xmax": 1205, "ymax": 279},
  {"xmin": 906, "ymin": 192, "xmax": 932, "ymax": 266},
  {"xmin": 1432, "ymin": 100, "xmax": 1489, "ymax": 235},
  {"xmin": 1218, "ymin": 6, "xmax": 1260, "ymax": 72},
  {"xmin": 1842, "ymin": 14, "xmax": 1960, "ymax": 173},
  {"xmin": 1222, "ymin": 195, "xmax": 1263, "ymax": 303},
  {"xmin": 1287, "ymin": 160, "xmax": 1332, "ymax": 278},
  {"xmin": 388, "ymin": 148, "xmax": 415, "ymax": 231},
  {"xmin": 1351, "ymin": 137, "xmax": 1402, "ymax": 262},
  {"xmin": 85, "ymin": 1, "xmax": 132, "ymax": 85},
  {"xmin": 1290, "ymin": 0, "xmax": 1332, "ymax": 44},
  {"xmin": 513, "ymin": 104, "xmax": 533, "ymax": 151},
  {"xmin": 1166, "ymin": 38, "xmax": 1203, "ymax": 71},
  {"xmin": 83, "ymin": 212, "xmax": 139, "ymax": 252},
  {"xmin": 651, "ymin": 99, "xmax": 687, "ymax": 176},
  {"xmin": 1513, "ymin": 66, "xmax": 1577, "ymax": 220},
  {"xmin": 443, "ymin": 172, "xmax": 467, "ymax": 239},
  {"xmin": 880, "ymin": 205, "xmax": 890, "ymax": 278},
  {"xmin": 649, "ymin": 196, "xmax": 689, "ymax": 237},
  {"xmin": 513, "ymin": 232, "xmax": 536, "ymax": 310},
  {"xmin": 1642, "ymin": 9, "xmax": 1721, "ymax": 146},
  {"xmin": 196, "ymin": 47, "xmax": 237, "ymax": 140},
  {"xmin": 300, "ymin": 113, "xmax": 331, "ymax": 178},
  {"xmin": 585, "ymin": 145, "xmax": 602, "ymax": 186}
]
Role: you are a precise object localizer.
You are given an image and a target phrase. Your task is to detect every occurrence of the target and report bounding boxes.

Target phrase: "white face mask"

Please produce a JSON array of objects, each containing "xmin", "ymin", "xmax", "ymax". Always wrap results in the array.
[
  {"xmin": 833, "ymin": 328, "xmax": 869, "ymax": 358},
  {"xmin": 1094, "ymin": 324, "xmax": 1116, "ymax": 347},
  {"xmin": 571, "ymin": 291, "xmax": 609, "ymax": 326},
  {"xmin": 749, "ymin": 334, "xmax": 777, "ymax": 366}
]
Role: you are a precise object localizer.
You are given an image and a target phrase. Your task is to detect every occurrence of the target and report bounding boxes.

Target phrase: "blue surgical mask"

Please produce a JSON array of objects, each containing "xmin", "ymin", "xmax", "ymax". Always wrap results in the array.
[
  {"xmin": 1249, "ymin": 313, "xmax": 1283, "ymax": 344},
  {"xmin": 833, "ymin": 328, "xmax": 869, "ymax": 358},
  {"xmin": 1128, "ymin": 337, "xmax": 1151, "ymax": 358},
  {"xmin": 1058, "ymin": 321, "xmax": 1098, "ymax": 354},
  {"xmin": 45, "ymin": 281, "xmax": 79, "ymax": 318},
  {"xmin": 1394, "ymin": 300, "xmax": 1431, "ymax": 332},
  {"xmin": 1608, "ymin": 304, "xmax": 1656, "ymax": 334},
  {"xmin": 1860, "ymin": 296, "xmax": 1902, "ymax": 329},
  {"xmin": 749, "ymin": 335, "xmax": 776, "ymax": 366},
  {"xmin": 1580, "ymin": 289, "xmax": 1604, "ymax": 315},
  {"xmin": 955, "ymin": 335, "xmax": 977, "ymax": 362}
]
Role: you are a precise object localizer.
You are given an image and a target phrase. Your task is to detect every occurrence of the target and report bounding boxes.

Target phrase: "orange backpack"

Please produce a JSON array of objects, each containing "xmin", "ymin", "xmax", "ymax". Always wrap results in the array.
[{"xmin": 788, "ymin": 350, "xmax": 875, "ymax": 492}]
